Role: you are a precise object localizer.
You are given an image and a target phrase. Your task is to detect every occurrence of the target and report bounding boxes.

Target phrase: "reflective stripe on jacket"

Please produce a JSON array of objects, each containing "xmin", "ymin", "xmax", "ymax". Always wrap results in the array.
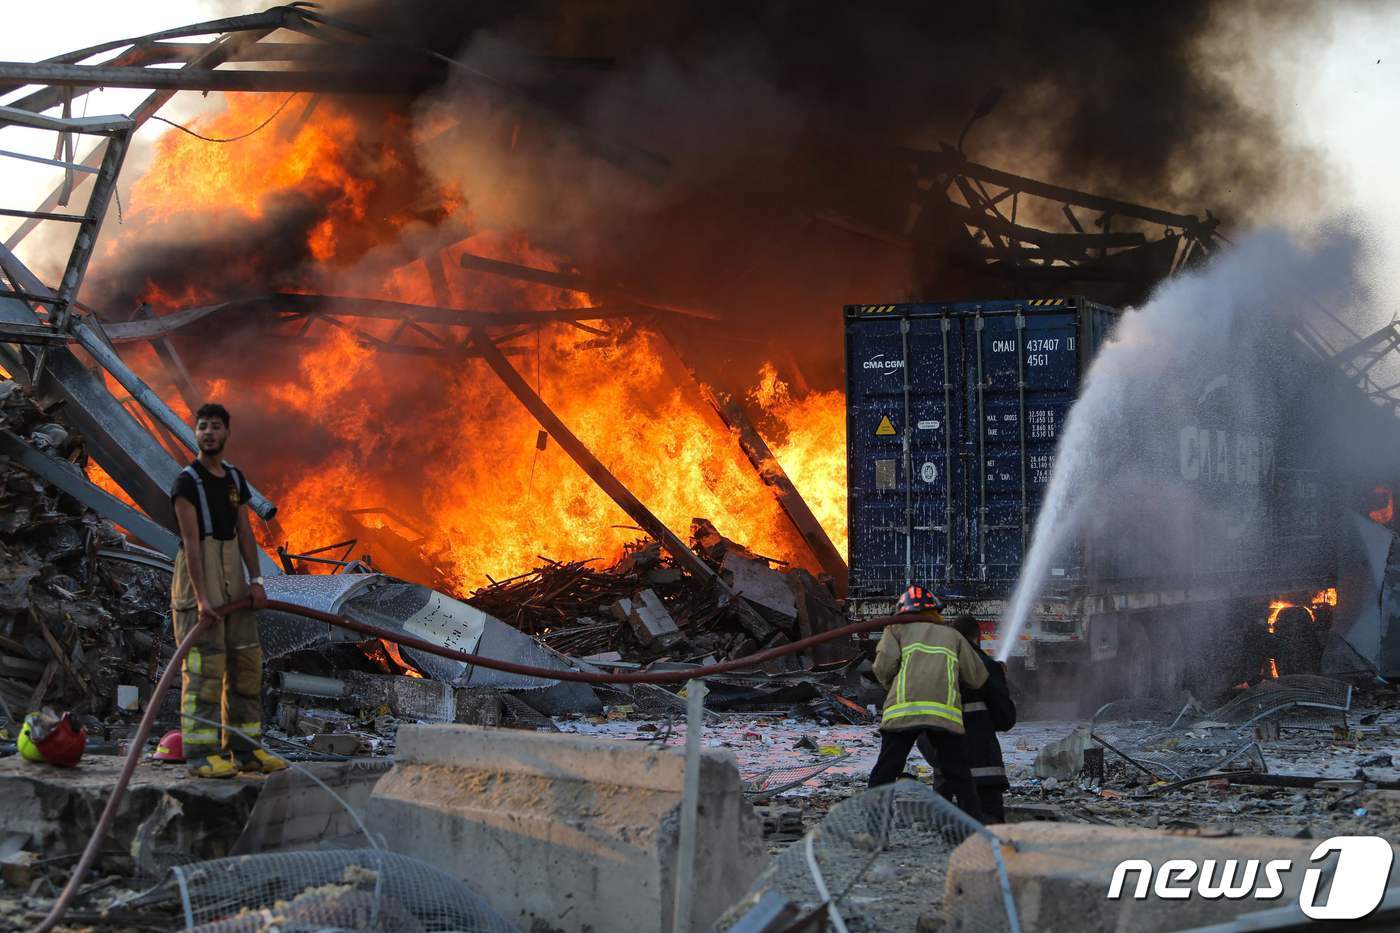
[{"xmin": 872, "ymin": 611, "xmax": 988, "ymax": 734}]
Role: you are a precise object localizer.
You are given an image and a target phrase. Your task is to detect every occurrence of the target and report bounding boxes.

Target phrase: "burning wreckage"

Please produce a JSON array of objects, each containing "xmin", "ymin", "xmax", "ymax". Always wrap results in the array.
[{"xmin": 1, "ymin": 4, "xmax": 1399, "ymax": 932}]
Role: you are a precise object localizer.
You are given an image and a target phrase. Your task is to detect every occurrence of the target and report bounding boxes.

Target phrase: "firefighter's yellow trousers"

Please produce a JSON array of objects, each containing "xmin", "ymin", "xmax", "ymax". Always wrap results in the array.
[{"xmin": 171, "ymin": 537, "xmax": 262, "ymax": 759}]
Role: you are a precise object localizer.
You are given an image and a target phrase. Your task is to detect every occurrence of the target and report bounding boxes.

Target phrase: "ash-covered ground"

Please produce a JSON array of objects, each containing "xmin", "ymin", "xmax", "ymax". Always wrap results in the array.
[{"xmin": 556, "ymin": 689, "xmax": 1400, "ymax": 847}]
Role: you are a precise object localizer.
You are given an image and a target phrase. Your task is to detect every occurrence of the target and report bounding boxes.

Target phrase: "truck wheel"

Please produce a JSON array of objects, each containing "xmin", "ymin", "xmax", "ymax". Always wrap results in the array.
[{"xmin": 1185, "ymin": 600, "xmax": 1266, "ymax": 701}]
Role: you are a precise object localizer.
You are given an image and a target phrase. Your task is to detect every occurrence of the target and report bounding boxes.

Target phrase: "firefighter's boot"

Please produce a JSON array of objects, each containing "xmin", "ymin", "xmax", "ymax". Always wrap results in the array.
[
  {"xmin": 188, "ymin": 752, "xmax": 238, "ymax": 779},
  {"xmin": 237, "ymin": 748, "xmax": 288, "ymax": 774}
]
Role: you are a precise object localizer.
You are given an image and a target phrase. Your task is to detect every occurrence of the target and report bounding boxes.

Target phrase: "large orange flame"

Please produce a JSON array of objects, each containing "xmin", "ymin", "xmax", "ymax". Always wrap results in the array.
[
  {"xmin": 98, "ymin": 93, "xmax": 849, "ymax": 592},
  {"xmin": 749, "ymin": 362, "xmax": 848, "ymax": 559},
  {"xmin": 1370, "ymin": 486, "xmax": 1394, "ymax": 526}
]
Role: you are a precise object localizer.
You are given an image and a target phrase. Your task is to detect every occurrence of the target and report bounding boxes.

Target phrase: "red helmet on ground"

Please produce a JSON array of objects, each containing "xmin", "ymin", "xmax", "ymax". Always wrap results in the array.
[
  {"xmin": 895, "ymin": 585, "xmax": 943, "ymax": 615},
  {"xmin": 24, "ymin": 710, "xmax": 87, "ymax": 767},
  {"xmin": 153, "ymin": 730, "xmax": 185, "ymax": 762}
]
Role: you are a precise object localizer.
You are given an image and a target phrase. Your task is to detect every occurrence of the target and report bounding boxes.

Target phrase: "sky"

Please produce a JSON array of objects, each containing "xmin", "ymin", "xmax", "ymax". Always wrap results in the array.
[
  {"xmin": 1, "ymin": 1, "xmax": 1398, "ymax": 324},
  {"xmin": 1200, "ymin": 1, "xmax": 1400, "ymax": 332},
  {"xmin": 0, "ymin": 2, "xmax": 234, "ymax": 257},
  {"xmin": 1282, "ymin": 5, "xmax": 1400, "ymax": 320}
]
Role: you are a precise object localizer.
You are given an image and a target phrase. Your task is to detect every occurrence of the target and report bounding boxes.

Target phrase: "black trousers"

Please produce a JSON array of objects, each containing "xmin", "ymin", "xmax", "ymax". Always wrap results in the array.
[
  {"xmin": 975, "ymin": 785, "xmax": 1006, "ymax": 823},
  {"xmin": 917, "ymin": 735, "xmax": 1008, "ymax": 824},
  {"xmin": 868, "ymin": 728, "xmax": 985, "ymax": 822}
]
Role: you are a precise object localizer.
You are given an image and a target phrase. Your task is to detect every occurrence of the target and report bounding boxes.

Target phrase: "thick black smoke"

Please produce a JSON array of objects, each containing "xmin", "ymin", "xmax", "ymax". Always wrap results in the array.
[
  {"xmin": 349, "ymin": 0, "xmax": 1323, "ymax": 383},
  {"xmin": 100, "ymin": 1, "xmax": 1325, "ymax": 388}
]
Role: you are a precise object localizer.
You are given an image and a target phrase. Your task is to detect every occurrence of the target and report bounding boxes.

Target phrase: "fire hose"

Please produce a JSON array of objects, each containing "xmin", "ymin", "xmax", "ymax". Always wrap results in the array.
[{"xmin": 38, "ymin": 597, "xmax": 893, "ymax": 931}]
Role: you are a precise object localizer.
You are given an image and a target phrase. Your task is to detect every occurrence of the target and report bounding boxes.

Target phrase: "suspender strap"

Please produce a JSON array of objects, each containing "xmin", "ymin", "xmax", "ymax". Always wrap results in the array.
[
  {"xmin": 224, "ymin": 464, "xmax": 242, "ymax": 501},
  {"xmin": 182, "ymin": 465, "xmax": 213, "ymax": 539},
  {"xmin": 182, "ymin": 462, "xmax": 242, "ymax": 541}
]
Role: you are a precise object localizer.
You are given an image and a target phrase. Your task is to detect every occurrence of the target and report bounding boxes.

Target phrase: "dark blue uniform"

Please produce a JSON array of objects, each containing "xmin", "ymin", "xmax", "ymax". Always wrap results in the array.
[{"xmin": 919, "ymin": 644, "xmax": 1016, "ymax": 822}]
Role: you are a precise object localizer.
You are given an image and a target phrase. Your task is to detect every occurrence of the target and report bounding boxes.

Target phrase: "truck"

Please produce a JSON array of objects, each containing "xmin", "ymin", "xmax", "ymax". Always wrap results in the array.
[{"xmin": 843, "ymin": 298, "xmax": 1338, "ymax": 698}]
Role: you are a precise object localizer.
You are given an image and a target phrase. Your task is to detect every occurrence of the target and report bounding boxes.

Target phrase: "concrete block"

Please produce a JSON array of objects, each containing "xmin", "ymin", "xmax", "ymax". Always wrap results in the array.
[
  {"xmin": 1, "ymin": 851, "xmax": 39, "ymax": 888},
  {"xmin": 308, "ymin": 733, "xmax": 362, "ymax": 756},
  {"xmin": 454, "ymin": 687, "xmax": 504, "ymax": 726},
  {"xmin": 611, "ymin": 589, "xmax": 682, "ymax": 647},
  {"xmin": 722, "ymin": 553, "xmax": 797, "ymax": 618},
  {"xmin": 366, "ymin": 724, "xmax": 767, "ymax": 932},
  {"xmin": 786, "ymin": 568, "xmax": 856, "ymax": 664},
  {"xmin": 343, "ymin": 669, "xmax": 456, "ymax": 722},
  {"xmin": 945, "ymin": 822, "xmax": 1400, "ymax": 932},
  {"xmin": 232, "ymin": 760, "xmax": 390, "ymax": 854},
  {"xmin": 1032, "ymin": 728, "xmax": 1092, "ymax": 779}
]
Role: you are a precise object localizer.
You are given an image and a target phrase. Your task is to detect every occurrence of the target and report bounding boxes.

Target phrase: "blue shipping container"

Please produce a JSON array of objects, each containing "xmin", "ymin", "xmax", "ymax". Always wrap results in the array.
[{"xmin": 845, "ymin": 298, "xmax": 1120, "ymax": 599}]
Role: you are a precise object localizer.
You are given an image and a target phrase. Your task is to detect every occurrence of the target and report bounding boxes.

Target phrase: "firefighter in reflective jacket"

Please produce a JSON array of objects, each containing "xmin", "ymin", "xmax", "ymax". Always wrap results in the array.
[
  {"xmin": 920, "ymin": 614, "xmax": 1016, "ymax": 822},
  {"xmin": 869, "ymin": 586, "xmax": 988, "ymax": 821},
  {"xmin": 170, "ymin": 403, "xmax": 285, "ymax": 779}
]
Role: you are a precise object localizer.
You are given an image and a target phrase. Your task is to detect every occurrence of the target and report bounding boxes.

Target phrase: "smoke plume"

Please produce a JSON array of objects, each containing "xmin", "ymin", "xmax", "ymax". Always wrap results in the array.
[
  {"xmin": 92, "ymin": 0, "xmax": 1329, "ymax": 386},
  {"xmin": 998, "ymin": 225, "xmax": 1393, "ymax": 676}
]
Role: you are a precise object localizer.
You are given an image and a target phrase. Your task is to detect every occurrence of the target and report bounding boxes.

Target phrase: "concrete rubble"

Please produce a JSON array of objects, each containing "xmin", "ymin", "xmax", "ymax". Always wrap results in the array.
[
  {"xmin": 612, "ymin": 588, "xmax": 683, "ymax": 647},
  {"xmin": 465, "ymin": 529, "xmax": 853, "ymax": 667},
  {"xmin": 0, "ymin": 380, "xmax": 174, "ymax": 723}
]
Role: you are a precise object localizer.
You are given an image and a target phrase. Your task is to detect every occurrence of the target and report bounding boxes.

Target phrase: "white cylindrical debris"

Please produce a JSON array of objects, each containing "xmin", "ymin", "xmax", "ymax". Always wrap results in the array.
[{"xmin": 278, "ymin": 671, "xmax": 346, "ymax": 699}]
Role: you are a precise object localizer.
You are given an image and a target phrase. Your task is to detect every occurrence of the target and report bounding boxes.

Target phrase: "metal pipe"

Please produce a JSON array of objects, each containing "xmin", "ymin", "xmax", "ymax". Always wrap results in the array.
[
  {"xmin": 0, "ymin": 105, "xmax": 132, "ymax": 135},
  {"xmin": 459, "ymin": 252, "xmax": 721, "ymax": 321},
  {"xmin": 709, "ymin": 384, "xmax": 849, "ymax": 592},
  {"xmin": 654, "ymin": 326, "xmax": 847, "ymax": 594},
  {"xmin": 34, "ymin": 128, "xmax": 131, "ymax": 384},
  {"xmin": 101, "ymin": 294, "xmax": 648, "ymax": 343},
  {"xmin": 0, "ymin": 149, "xmax": 99, "ymax": 172},
  {"xmin": 0, "ymin": 60, "xmax": 429, "ymax": 93},
  {"xmin": 0, "ymin": 430, "xmax": 179, "ymax": 556},
  {"xmin": 671, "ymin": 678, "xmax": 708, "ymax": 933},
  {"xmin": 278, "ymin": 671, "xmax": 346, "ymax": 699},
  {"xmin": 133, "ymin": 304, "xmax": 203, "ymax": 414}
]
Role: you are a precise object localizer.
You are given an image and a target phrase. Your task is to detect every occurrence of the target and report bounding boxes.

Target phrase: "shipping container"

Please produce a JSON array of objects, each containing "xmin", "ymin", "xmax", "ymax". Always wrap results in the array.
[
  {"xmin": 844, "ymin": 297, "xmax": 1336, "ymax": 687},
  {"xmin": 845, "ymin": 297, "xmax": 1118, "ymax": 598}
]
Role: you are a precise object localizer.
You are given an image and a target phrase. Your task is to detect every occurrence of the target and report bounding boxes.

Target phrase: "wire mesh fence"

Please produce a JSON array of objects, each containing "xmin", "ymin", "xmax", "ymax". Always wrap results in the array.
[
  {"xmin": 172, "ymin": 849, "xmax": 518, "ymax": 932},
  {"xmin": 1206, "ymin": 674, "xmax": 1352, "ymax": 729},
  {"xmin": 1086, "ymin": 674, "xmax": 1356, "ymax": 781},
  {"xmin": 721, "ymin": 781, "xmax": 1019, "ymax": 932},
  {"xmin": 742, "ymin": 756, "xmax": 849, "ymax": 799}
]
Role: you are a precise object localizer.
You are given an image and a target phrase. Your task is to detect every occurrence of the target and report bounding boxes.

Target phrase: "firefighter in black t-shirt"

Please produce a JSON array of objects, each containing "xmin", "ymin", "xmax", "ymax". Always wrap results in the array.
[{"xmin": 169, "ymin": 403, "xmax": 285, "ymax": 778}]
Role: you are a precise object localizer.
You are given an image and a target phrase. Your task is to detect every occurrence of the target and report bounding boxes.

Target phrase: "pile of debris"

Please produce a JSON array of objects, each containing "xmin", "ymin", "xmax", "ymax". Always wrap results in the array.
[
  {"xmin": 0, "ymin": 380, "xmax": 173, "ymax": 727},
  {"xmin": 467, "ymin": 519, "xmax": 852, "ymax": 666}
]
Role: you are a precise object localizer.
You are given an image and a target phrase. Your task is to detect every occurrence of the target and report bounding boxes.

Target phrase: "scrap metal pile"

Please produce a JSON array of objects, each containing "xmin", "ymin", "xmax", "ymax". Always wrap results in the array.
[
  {"xmin": 466, "ymin": 519, "xmax": 852, "ymax": 667},
  {"xmin": 0, "ymin": 380, "xmax": 172, "ymax": 724}
]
